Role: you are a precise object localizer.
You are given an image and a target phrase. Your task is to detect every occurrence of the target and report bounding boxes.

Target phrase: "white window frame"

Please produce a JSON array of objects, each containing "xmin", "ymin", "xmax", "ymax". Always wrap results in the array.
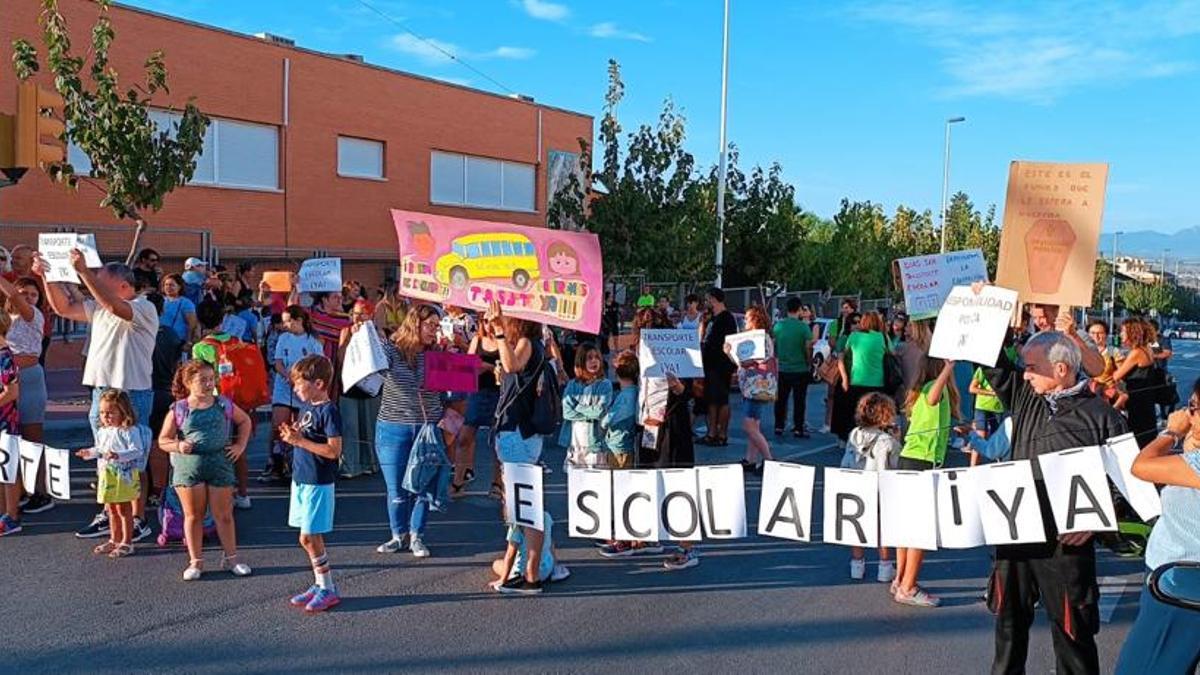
[
  {"xmin": 337, "ymin": 135, "xmax": 387, "ymax": 181},
  {"xmin": 429, "ymin": 150, "xmax": 537, "ymax": 213}
]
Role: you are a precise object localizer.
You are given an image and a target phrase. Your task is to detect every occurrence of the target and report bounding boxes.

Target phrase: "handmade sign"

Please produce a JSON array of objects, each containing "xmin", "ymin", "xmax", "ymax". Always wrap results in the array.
[
  {"xmin": 38, "ymin": 233, "xmax": 102, "ymax": 284},
  {"xmin": 262, "ymin": 271, "xmax": 293, "ymax": 293},
  {"xmin": 424, "ymin": 351, "xmax": 481, "ymax": 393},
  {"xmin": 0, "ymin": 432, "xmax": 19, "ymax": 484},
  {"xmin": 43, "ymin": 445, "xmax": 71, "ymax": 501},
  {"xmin": 639, "ymin": 329, "xmax": 704, "ymax": 378},
  {"xmin": 822, "ymin": 468, "xmax": 879, "ymax": 548},
  {"xmin": 758, "ymin": 461, "xmax": 816, "ymax": 542},
  {"xmin": 934, "ymin": 468, "xmax": 986, "ymax": 549},
  {"xmin": 341, "ymin": 322, "xmax": 388, "ymax": 394},
  {"xmin": 612, "ymin": 470, "xmax": 660, "ymax": 542},
  {"xmin": 503, "ymin": 462, "xmax": 544, "ymax": 531},
  {"xmin": 879, "ymin": 470, "xmax": 938, "ymax": 551},
  {"xmin": 391, "ymin": 209, "xmax": 603, "ymax": 333},
  {"xmin": 725, "ymin": 329, "xmax": 772, "ymax": 366},
  {"xmin": 697, "ymin": 464, "xmax": 747, "ymax": 539},
  {"xmin": 568, "ymin": 468, "xmax": 614, "ymax": 541},
  {"xmin": 298, "ymin": 258, "xmax": 342, "ymax": 293},
  {"xmin": 1037, "ymin": 446, "xmax": 1117, "ymax": 534},
  {"xmin": 18, "ymin": 439, "xmax": 43, "ymax": 495},
  {"xmin": 1101, "ymin": 433, "xmax": 1162, "ymax": 521},
  {"xmin": 75, "ymin": 233, "xmax": 103, "ymax": 268},
  {"xmin": 895, "ymin": 249, "xmax": 989, "ymax": 320},
  {"xmin": 928, "ymin": 284, "xmax": 1019, "ymax": 366},
  {"xmin": 659, "ymin": 468, "xmax": 703, "ymax": 542},
  {"xmin": 996, "ymin": 161, "xmax": 1109, "ymax": 306},
  {"xmin": 975, "ymin": 460, "xmax": 1046, "ymax": 545}
]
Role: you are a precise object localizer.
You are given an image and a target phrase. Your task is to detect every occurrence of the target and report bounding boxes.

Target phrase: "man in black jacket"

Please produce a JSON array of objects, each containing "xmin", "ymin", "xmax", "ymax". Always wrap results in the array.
[{"xmin": 985, "ymin": 330, "xmax": 1128, "ymax": 675}]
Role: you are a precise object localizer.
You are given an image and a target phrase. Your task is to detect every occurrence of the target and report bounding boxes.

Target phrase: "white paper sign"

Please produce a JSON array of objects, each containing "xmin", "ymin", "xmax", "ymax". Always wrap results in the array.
[
  {"xmin": 758, "ymin": 461, "xmax": 816, "ymax": 542},
  {"xmin": 935, "ymin": 468, "xmax": 986, "ymax": 549},
  {"xmin": 1037, "ymin": 446, "xmax": 1117, "ymax": 534},
  {"xmin": 342, "ymin": 321, "xmax": 389, "ymax": 393},
  {"xmin": 725, "ymin": 329, "xmax": 772, "ymax": 365},
  {"xmin": 75, "ymin": 233, "xmax": 103, "ymax": 268},
  {"xmin": 0, "ymin": 432, "xmax": 19, "ymax": 484},
  {"xmin": 659, "ymin": 469, "xmax": 703, "ymax": 542},
  {"xmin": 18, "ymin": 439, "xmax": 44, "ymax": 495},
  {"xmin": 697, "ymin": 464, "xmax": 747, "ymax": 539},
  {"xmin": 822, "ymin": 468, "xmax": 879, "ymax": 547},
  {"xmin": 298, "ymin": 257, "xmax": 342, "ymax": 293},
  {"xmin": 975, "ymin": 460, "xmax": 1046, "ymax": 545},
  {"xmin": 897, "ymin": 249, "xmax": 989, "ymax": 320},
  {"xmin": 613, "ymin": 470, "xmax": 660, "ymax": 542},
  {"xmin": 38, "ymin": 233, "xmax": 84, "ymax": 283},
  {"xmin": 928, "ymin": 285, "xmax": 1019, "ymax": 367},
  {"xmin": 1101, "ymin": 433, "xmax": 1162, "ymax": 521},
  {"xmin": 567, "ymin": 468, "xmax": 613, "ymax": 540},
  {"xmin": 639, "ymin": 329, "xmax": 704, "ymax": 378},
  {"xmin": 503, "ymin": 462, "xmax": 544, "ymax": 531},
  {"xmin": 879, "ymin": 470, "xmax": 939, "ymax": 550},
  {"xmin": 42, "ymin": 446, "xmax": 71, "ymax": 501}
]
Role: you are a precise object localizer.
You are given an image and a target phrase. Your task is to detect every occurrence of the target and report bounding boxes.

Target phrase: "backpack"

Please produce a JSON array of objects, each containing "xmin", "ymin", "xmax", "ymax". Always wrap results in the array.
[
  {"xmin": 172, "ymin": 396, "xmax": 235, "ymax": 429},
  {"xmin": 157, "ymin": 484, "xmax": 216, "ymax": 547},
  {"xmin": 202, "ymin": 335, "xmax": 270, "ymax": 413}
]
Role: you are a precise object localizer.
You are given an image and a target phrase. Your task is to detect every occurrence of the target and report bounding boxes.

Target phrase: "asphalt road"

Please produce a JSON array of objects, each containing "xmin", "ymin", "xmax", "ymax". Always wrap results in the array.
[{"xmin": 10, "ymin": 363, "xmax": 1185, "ymax": 674}]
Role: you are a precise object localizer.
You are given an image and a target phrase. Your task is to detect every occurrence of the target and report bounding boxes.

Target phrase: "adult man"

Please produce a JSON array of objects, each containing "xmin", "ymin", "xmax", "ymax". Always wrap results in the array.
[
  {"xmin": 131, "ymin": 248, "xmax": 162, "ymax": 292},
  {"xmin": 1027, "ymin": 304, "xmax": 1106, "ymax": 379},
  {"xmin": 1148, "ymin": 319, "xmax": 1176, "ymax": 419},
  {"xmin": 699, "ymin": 287, "xmax": 737, "ymax": 446},
  {"xmin": 984, "ymin": 329, "xmax": 1128, "ymax": 674},
  {"xmin": 181, "ymin": 257, "xmax": 208, "ymax": 304},
  {"xmin": 773, "ymin": 297, "xmax": 814, "ymax": 438},
  {"xmin": 34, "ymin": 251, "xmax": 158, "ymax": 541},
  {"xmin": 636, "ymin": 284, "xmax": 656, "ymax": 309}
]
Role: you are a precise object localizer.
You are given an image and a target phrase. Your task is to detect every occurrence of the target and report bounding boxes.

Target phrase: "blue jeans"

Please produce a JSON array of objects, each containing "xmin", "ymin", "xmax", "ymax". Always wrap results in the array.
[
  {"xmin": 1115, "ymin": 585, "xmax": 1200, "ymax": 674},
  {"xmin": 89, "ymin": 387, "xmax": 154, "ymax": 442},
  {"xmin": 375, "ymin": 420, "xmax": 428, "ymax": 539}
]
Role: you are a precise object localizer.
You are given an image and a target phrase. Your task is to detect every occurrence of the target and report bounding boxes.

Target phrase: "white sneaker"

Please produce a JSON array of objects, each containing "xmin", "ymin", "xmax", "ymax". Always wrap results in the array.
[
  {"xmin": 410, "ymin": 536, "xmax": 431, "ymax": 558},
  {"xmin": 550, "ymin": 563, "xmax": 571, "ymax": 582},
  {"xmin": 233, "ymin": 494, "xmax": 252, "ymax": 510},
  {"xmin": 376, "ymin": 535, "xmax": 406, "ymax": 553},
  {"xmin": 182, "ymin": 565, "xmax": 202, "ymax": 582},
  {"xmin": 877, "ymin": 561, "xmax": 896, "ymax": 583},
  {"xmin": 850, "ymin": 558, "xmax": 866, "ymax": 580}
]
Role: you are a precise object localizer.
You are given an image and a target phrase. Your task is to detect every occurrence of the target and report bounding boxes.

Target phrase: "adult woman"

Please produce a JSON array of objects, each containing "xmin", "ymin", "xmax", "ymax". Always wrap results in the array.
[
  {"xmin": 453, "ymin": 311, "xmax": 502, "ymax": 497},
  {"xmin": 373, "ymin": 303, "xmax": 445, "ymax": 559},
  {"xmin": 374, "ymin": 282, "xmax": 406, "ymax": 337},
  {"xmin": 0, "ymin": 276, "xmax": 52, "ymax": 513},
  {"xmin": 834, "ymin": 312, "xmax": 889, "ymax": 442},
  {"xmin": 732, "ymin": 307, "xmax": 775, "ymax": 472},
  {"xmin": 337, "ymin": 299, "xmax": 382, "ymax": 479},
  {"xmin": 888, "ymin": 311, "xmax": 909, "ymax": 346},
  {"xmin": 677, "ymin": 294, "xmax": 702, "ymax": 331},
  {"xmin": 160, "ymin": 273, "xmax": 200, "ymax": 346},
  {"xmin": 1114, "ymin": 398, "xmax": 1200, "ymax": 673},
  {"xmin": 894, "ymin": 319, "xmax": 932, "ymax": 411},
  {"xmin": 1113, "ymin": 318, "xmax": 1159, "ymax": 447}
]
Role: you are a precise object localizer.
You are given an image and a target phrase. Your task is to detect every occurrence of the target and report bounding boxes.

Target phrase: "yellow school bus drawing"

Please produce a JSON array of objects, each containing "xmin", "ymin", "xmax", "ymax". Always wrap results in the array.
[{"xmin": 435, "ymin": 233, "xmax": 541, "ymax": 290}]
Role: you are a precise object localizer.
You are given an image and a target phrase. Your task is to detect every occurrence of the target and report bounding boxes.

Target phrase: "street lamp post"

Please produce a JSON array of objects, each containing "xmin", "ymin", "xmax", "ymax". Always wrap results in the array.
[
  {"xmin": 1109, "ymin": 231, "xmax": 1121, "ymax": 335},
  {"xmin": 939, "ymin": 116, "xmax": 966, "ymax": 254},
  {"xmin": 714, "ymin": 0, "xmax": 730, "ymax": 287}
]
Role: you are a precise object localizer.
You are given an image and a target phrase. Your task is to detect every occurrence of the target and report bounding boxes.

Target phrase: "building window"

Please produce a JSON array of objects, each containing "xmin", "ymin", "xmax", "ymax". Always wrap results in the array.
[
  {"xmin": 67, "ymin": 110, "xmax": 279, "ymax": 190},
  {"xmin": 430, "ymin": 151, "xmax": 536, "ymax": 212},
  {"xmin": 337, "ymin": 136, "xmax": 385, "ymax": 179}
]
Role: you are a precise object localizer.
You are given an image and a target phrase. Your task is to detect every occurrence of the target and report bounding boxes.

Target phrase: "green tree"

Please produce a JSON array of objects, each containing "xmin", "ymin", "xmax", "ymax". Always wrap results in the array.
[
  {"xmin": 12, "ymin": 0, "xmax": 209, "ymax": 264},
  {"xmin": 1120, "ymin": 281, "xmax": 1174, "ymax": 315}
]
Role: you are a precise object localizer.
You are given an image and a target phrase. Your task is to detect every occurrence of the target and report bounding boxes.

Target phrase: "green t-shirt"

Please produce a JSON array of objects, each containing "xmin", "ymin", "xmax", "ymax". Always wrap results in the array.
[
  {"xmin": 846, "ymin": 331, "xmax": 886, "ymax": 388},
  {"xmin": 773, "ymin": 317, "xmax": 813, "ymax": 373},
  {"xmin": 636, "ymin": 294, "xmax": 656, "ymax": 308},
  {"xmin": 901, "ymin": 381, "xmax": 951, "ymax": 465},
  {"xmin": 192, "ymin": 332, "xmax": 235, "ymax": 367},
  {"xmin": 972, "ymin": 367, "xmax": 1004, "ymax": 413}
]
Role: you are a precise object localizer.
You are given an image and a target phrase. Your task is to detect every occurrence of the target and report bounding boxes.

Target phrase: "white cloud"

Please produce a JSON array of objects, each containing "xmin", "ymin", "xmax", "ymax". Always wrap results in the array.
[
  {"xmin": 846, "ymin": 0, "xmax": 1199, "ymax": 103},
  {"xmin": 486, "ymin": 46, "xmax": 536, "ymax": 60},
  {"xmin": 519, "ymin": 0, "xmax": 569, "ymax": 22},
  {"xmin": 589, "ymin": 22, "xmax": 651, "ymax": 43},
  {"xmin": 389, "ymin": 34, "xmax": 535, "ymax": 64}
]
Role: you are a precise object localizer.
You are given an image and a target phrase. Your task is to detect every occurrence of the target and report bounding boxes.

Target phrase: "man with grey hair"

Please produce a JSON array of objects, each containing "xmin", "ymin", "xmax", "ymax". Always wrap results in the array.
[
  {"xmin": 34, "ymin": 250, "xmax": 158, "ymax": 542},
  {"xmin": 983, "ymin": 325, "xmax": 1128, "ymax": 674}
]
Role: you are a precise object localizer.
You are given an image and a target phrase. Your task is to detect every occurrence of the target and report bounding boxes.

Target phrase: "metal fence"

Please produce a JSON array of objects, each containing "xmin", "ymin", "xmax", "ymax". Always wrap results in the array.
[{"xmin": 1, "ymin": 221, "xmax": 211, "ymax": 265}]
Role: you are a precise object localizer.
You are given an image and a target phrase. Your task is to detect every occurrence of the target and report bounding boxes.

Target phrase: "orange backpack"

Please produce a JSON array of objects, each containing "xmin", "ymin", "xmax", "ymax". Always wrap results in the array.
[{"xmin": 202, "ymin": 336, "xmax": 270, "ymax": 413}]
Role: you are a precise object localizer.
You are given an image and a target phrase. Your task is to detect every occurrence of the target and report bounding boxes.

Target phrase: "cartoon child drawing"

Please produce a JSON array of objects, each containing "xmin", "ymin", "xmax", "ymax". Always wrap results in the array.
[
  {"xmin": 546, "ymin": 241, "xmax": 580, "ymax": 277},
  {"xmin": 408, "ymin": 221, "xmax": 436, "ymax": 258}
]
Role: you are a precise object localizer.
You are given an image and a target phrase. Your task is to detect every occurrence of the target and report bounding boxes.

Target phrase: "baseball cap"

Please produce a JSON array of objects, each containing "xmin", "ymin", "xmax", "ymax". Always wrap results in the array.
[{"xmin": 184, "ymin": 257, "xmax": 208, "ymax": 270}]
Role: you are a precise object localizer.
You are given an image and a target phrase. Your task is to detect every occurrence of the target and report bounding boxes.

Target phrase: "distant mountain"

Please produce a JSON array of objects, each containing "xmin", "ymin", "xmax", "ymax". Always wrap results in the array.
[{"xmin": 1097, "ymin": 227, "xmax": 1200, "ymax": 261}]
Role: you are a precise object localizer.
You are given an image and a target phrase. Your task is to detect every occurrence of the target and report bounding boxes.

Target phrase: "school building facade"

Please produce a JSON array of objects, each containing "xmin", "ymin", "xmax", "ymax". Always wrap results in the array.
[{"xmin": 0, "ymin": 0, "xmax": 593, "ymax": 284}]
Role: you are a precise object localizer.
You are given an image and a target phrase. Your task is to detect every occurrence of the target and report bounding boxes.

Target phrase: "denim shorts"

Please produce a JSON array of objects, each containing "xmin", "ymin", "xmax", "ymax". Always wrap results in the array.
[
  {"xmin": 496, "ymin": 431, "xmax": 543, "ymax": 464},
  {"xmin": 465, "ymin": 389, "xmax": 500, "ymax": 428},
  {"xmin": 742, "ymin": 399, "xmax": 769, "ymax": 420}
]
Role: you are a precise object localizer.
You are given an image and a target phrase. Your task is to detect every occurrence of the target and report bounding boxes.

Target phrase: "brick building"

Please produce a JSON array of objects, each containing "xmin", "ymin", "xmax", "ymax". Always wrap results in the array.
[{"xmin": 0, "ymin": 0, "xmax": 593, "ymax": 285}]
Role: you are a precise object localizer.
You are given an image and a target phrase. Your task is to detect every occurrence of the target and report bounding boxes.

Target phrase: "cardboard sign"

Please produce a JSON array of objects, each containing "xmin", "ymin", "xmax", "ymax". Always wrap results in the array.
[
  {"xmin": 262, "ymin": 271, "xmax": 292, "ymax": 293},
  {"xmin": 659, "ymin": 469, "xmax": 703, "ymax": 542},
  {"xmin": 879, "ymin": 470, "xmax": 939, "ymax": 551},
  {"xmin": 758, "ymin": 461, "xmax": 816, "ymax": 542},
  {"xmin": 42, "ymin": 446, "xmax": 71, "ymax": 501},
  {"xmin": 639, "ymin": 329, "xmax": 704, "ymax": 378},
  {"xmin": 1102, "ymin": 433, "xmax": 1162, "ymax": 521},
  {"xmin": 0, "ymin": 432, "xmax": 19, "ymax": 484},
  {"xmin": 391, "ymin": 209, "xmax": 603, "ymax": 333},
  {"xmin": 822, "ymin": 468, "xmax": 879, "ymax": 548},
  {"xmin": 996, "ymin": 161, "xmax": 1109, "ymax": 306},
  {"xmin": 424, "ymin": 351, "xmax": 481, "ymax": 393},
  {"xmin": 38, "ymin": 233, "xmax": 102, "ymax": 284},
  {"xmin": 1037, "ymin": 446, "xmax": 1117, "ymax": 534},
  {"xmin": 18, "ymin": 439, "xmax": 43, "ymax": 495},
  {"xmin": 298, "ymin": 257, "xmax": 342, "ymax": 293},
  {"xmin": 612, "ymin": 470, "xmax": 661, "ymax": 542},
  {"xmin": 341, "ymin": 322, "xmax": 389, "ymax": 393},
  {"xmin": 975, "ymin": 460, "xmax": 1046, "ymax": 545},
  {"xmin": 895, "ymin": 249, "xmax": 989, "ymax": 320},
  {"xmin": 725, "ymin": 329, "xmax": 772, "ymax": 365},
  {"xmin": 503, "ymin": 462, "xmax": 544, "ymax": 531},
  {"xmin": 935, "ymin": 468, "xmax": 986, "ymax": 549},
  {"xmin": 567, "ymin": 468, "xmax": 613, "ymax": 540},
  {"xmin": 928, "ymin": 285, "xmax": 1019, "ymax": 366},
  {"xmin": 697, "ymin": 464, "xmax": 747, "ymax": 539}
]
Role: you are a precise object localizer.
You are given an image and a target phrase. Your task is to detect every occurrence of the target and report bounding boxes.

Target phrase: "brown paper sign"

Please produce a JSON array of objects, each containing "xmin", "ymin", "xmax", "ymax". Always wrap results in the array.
[
  {"xmin": 995, "ymin": 161, "xmax": 1109, "ymax": 307},
  {"xmin": 262, "ymin": 271, "xmax": 292, "ymax": 293}
]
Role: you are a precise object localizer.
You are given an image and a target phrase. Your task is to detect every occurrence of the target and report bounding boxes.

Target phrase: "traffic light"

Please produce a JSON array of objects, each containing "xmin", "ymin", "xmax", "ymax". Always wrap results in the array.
[{"xmin": 14, "ymin": 80, "xmax": 66, "ymax": 168}]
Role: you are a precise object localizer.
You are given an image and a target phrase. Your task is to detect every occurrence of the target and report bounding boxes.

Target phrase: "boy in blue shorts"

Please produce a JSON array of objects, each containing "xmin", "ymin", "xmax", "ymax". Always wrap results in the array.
[{"xmin": 280, "ymin": 355, "xmax": 344, "ymax": 613}]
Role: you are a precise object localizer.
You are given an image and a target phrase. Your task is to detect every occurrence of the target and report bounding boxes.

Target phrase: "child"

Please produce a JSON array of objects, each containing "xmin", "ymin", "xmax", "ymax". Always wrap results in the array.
[
  {"xmin": 967, "ymin": 366, "xmax": 1004, "ymax": 467},
  {"xmin": 279, "ymin": 354, "xmax": 344, "ymax": 613},
  {"xmin": 75, "ymin": 390, "xmax": 151, "ymax": 558},
  {"xmin": 264, "ymin": 305, "xmax": 323, "ymax": 483},
  {"xmin": 0, "ymin": 312, "xmax": 22, "ymax": 537},
  {"xmin": 841, "ymin": 392, "xmax": 900, "ymax": 583},
  {"xmin": 893, "ymin": 357, "xmax": 958, "ymax": 608},
  {"xmin": 489, "ymin": 509, "xmax": 570, "ymax": 595},
  {"xmin": 561, "ymin": 343, "xmax": 614, "ymax": 469},
  {"xmin": 602, "ymin": 351, "xmax": 640, "ymax": 468}
]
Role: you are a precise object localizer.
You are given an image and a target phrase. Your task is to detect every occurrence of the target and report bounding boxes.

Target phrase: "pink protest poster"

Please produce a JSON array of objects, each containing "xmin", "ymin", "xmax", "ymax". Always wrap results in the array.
[
  {"xmin": 424, "ymin": 351, "xmax": 482, "ymax": 393},
  {"xmin": 391, "ymin": 209, "xmax": 603, "ymax": 333}
]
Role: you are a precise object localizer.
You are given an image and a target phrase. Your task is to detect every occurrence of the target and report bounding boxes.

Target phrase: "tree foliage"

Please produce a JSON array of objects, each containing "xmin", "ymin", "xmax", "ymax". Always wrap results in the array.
[{"xmin": 1120, "ymin": 281, "xmax": 1175, "ymax": 316}]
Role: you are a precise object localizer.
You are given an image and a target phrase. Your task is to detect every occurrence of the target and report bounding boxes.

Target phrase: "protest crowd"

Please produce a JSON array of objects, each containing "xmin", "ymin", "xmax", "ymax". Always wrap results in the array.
[{"xmin": 1, "ymin": 238, "xmax": 1199, "ymax": 675}]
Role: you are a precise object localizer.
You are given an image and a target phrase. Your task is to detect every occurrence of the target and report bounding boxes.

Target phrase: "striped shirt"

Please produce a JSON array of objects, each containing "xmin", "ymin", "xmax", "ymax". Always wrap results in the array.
[
  {"xmin": 1145, "ymin": 451, "xmax": 1200, "ymax": 570},
  {"xmin": 378, "ymin": 342, "xmax": 444, "ymax": 424},
  {"xmin": 310, "ymin": 308, "xmax": 351, "ymax": 362}
]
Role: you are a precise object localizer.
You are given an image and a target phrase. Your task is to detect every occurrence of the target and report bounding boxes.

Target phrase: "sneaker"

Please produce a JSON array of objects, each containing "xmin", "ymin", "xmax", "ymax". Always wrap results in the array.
[
  {"xmin": 18, "ymin": 495, "xmax": 29, "ymax": 509},
  {"xmin": 463, "ymin": 469, "xmax": 476, "ymax": 485},
  {"xmin": 894, "ymin": 585, "xmax": 942, "ymax": 608},
  {"xmin": 305, "ymin": 588, "xmax": 342, "ymax": 613},
  {"xmin": 22, "ymin": 494, "xmax": 55, "ymax": 514},
  {"xmin": 257, "ymin": 470, "xmax": 281, "ymax": 484},
  {"xmin": 850, "ymin": 558, "xmax": 866, "ymax": 580},
  {"xmin": 496, "ymin": 579, "xmax": 544, "ymax": 595},
  {"xmin": 182, "ymin": 564, "xmax": 203, "ymax": 582},
  {"xmin": 599, "ymin": 542, "xmax": 635, "ymax": 558},
  {"xmin": 376, "ymin": 536, "xmax": 406, "ymax": 554},
  {"xmin": 774, "ymin": 428, "xmax": 784, "ymax": 437},
  {"xmin": 290, "ymin": 585, "xmax": 320, "ymax": 607},
  {"xmin": 233, "ymin": 494, "xmax": 252, "ymax": 510},
  {"xmin": 75, "ymin": 512, "xmax": 110, "ymax": 539},
  {"xmin": 0, "ymin": 514, "xmax": 22, "ymax": 537},
  {"xmin": 550, "ymin": 563, "xmax": 571, "ymax": 582},
  {"xmin": 877, "ymin": 561, "xmax": 896, "ymax": 584},
  {"xmin": 409, "ymin": 536, "xmax": 431, "ymax": 558},
  {"xmin": 131, "ymin": 517, "xmax": 153, "ymax": 543},
  {"xmin": 663, "ymin": 548, "xmax": 699, "ymax": 571}
]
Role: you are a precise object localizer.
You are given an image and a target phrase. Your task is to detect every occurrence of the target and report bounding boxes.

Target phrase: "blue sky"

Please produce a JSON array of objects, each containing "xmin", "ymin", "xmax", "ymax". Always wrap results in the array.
[{"xmin": 125, "ymin": 0, "xmax": 1200, "ymax": 235}]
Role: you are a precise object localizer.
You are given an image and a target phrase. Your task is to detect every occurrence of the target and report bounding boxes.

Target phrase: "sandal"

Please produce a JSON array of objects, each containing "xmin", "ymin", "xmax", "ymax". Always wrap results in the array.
[
  {"xmin": 108, "ymin": 543, "xmax": 134, "ymax": 559},
  {"xmin": 183, "ymin": 559, "xmax": 203, "ymax": 581},
  {"xmin": 93, "ymin": 541, "xmax": 118, "ymax": 555},
  {"xmin": 220, "ymin": 553, "xmax": 253, "ymax": 577}
]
